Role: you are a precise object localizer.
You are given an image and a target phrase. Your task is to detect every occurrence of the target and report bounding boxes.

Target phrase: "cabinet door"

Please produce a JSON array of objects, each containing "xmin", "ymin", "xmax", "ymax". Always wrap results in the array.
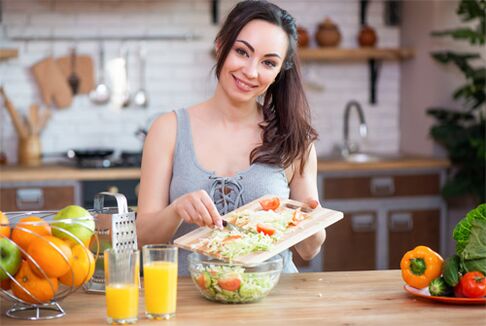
[
  {"xmin": 388, "ymin": 209, "xmax": 440, "ymax": 269},
  {"xmin": 323, "ymin": 211, "xmax": 376, "ymax": 271},
  {"xmin": 0, "ymin": 186, "xmax": 75, "ymax": 211}
]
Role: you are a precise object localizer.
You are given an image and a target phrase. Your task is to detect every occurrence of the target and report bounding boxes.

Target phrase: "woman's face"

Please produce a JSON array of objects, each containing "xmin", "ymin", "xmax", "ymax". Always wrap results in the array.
[{"xmin": 218, "ymin": 19, "xmax": 289, "ymax": 104}]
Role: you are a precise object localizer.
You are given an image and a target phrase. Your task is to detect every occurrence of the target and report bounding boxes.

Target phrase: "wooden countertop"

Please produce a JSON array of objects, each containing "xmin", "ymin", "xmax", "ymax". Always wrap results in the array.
[
  {"xmin": 1, "ymin": 271, "xmax": 483, "ymax": 325},
  {"xmin": 0, "ymin": 165, "xmax": 141, "ymax": 183},
  {"xmin": 0, "ymin": 156, "xmax": 449, "ymax": 183},
  {"xmin": 317, "ymin": 156, "xmax": 450, "ymax": 173}
]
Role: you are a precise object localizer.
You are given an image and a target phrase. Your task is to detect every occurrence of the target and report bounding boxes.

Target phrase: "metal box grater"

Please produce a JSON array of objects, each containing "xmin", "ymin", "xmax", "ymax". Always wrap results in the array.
[{"xmin": 84, "ymin": 192, "xmax": 138, "ymax": 293}]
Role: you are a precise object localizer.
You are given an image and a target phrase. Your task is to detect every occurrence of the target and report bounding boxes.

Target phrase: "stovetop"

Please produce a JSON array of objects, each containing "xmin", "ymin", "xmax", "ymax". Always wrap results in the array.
[{"xmin": 74, "ymin": 152, "xmax": 142, "ymax": 169}]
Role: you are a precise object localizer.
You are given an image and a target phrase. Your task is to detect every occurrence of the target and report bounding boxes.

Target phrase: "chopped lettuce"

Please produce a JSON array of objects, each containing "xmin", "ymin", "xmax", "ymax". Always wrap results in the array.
[{"xmin": 191, "ymin": 264, "xmax": 279, "ymax": 303}]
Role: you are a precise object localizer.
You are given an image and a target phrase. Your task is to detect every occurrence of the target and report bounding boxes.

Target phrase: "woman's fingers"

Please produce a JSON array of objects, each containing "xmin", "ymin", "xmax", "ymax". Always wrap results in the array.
[
  {"xmin": 192, "ymin": 199, "xmax": 214, "ymax": 227},
  {"xmin": 200, "ymin": 192, "xmax": 222, "ymax": 228}
]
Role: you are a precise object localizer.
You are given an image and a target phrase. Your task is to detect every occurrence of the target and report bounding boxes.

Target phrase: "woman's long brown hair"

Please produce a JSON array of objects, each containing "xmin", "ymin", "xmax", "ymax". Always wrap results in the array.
[{"xmin": 214, "ymin": 0, "xmax": 318, "ymax": 174}]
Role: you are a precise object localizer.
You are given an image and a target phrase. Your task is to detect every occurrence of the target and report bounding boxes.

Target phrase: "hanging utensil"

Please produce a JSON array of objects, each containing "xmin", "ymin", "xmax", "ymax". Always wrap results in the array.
[
  {"xmin": 68, "ymin": 47, "xmax": 80, "ymax": 95},
  {"xmin": 121, "ymin": 47, "xmax": 131, "ymax": 108},
  {"xmin": 89, "ymin": 42, "xmax": 111, "ymax": 105},
  {"xmin": 133, "ymin": 45, "xmax": 149, "ymax": 108}
]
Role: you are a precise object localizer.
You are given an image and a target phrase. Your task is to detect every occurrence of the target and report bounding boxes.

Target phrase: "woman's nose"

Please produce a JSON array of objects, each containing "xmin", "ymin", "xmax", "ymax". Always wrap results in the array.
[{"xmin": 242, "ymin": 59, "xmax": 258, "ymax": 79}]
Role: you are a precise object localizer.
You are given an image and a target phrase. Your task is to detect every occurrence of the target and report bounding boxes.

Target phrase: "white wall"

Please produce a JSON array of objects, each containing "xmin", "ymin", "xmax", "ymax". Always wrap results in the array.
[{"xmin": 1, "ymin": 0, "xmax": 401, "ymax": 163}]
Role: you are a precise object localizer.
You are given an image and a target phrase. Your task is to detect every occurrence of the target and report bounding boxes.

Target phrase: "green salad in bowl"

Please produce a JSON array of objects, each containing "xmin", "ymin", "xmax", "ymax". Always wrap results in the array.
[{"xmin": 188, "ymin": 253, "xmax": 283, "ymax": 303}]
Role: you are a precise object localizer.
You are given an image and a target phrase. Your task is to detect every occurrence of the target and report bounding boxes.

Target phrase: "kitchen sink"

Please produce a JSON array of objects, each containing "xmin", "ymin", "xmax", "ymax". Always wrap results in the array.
[{"xmin": 319, "ymin": 152, "xmax": 403, "ymax": 163}]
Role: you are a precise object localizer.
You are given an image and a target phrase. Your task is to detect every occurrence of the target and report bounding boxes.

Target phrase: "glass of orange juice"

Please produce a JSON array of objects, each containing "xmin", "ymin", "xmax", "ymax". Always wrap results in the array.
[
  {"xmin": 104, "ymin": 249, "xmax": 140, "ymax": 324},
  {"xmin": 142, "ymin": 244, "xmax": 178, "ymax": 320}
]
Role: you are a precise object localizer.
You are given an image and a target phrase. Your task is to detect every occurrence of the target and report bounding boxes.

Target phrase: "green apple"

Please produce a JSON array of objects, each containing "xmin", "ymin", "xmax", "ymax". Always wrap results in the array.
[
  {"xmin": 52, "ymin": 205, "xmax": 95, "ymax": 246},
  {"xmin": 0, "ymin": 237, "xmax": 22, "ymax": 281}
]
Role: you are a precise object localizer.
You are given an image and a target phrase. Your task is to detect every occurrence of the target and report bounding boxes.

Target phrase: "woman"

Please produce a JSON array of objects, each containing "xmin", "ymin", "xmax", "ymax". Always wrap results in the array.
[{"xmin": 137, "ymin": 0, "xmax": 325, "ymax": 275}]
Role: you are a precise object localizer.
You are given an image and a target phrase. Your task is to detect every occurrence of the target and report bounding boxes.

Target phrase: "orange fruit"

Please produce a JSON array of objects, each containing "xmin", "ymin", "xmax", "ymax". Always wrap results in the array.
[
  {"xmin": 27, "ymin": 236, "xmax": 72, "ymax": 278},
  {"xmin": 12, "ymin": 260, "xmax": 58, "ymax": 304},
  {"xmin": 59, "ymin": 244, "xmax": 95, "ymax": 287},
  {"xmin": 1, "ymin": 277, "xmax": 11, "ymax": 291},
  {"xmin": 11, "ymin": 216, "xmax": 51, "ymax": 252},
  {"xmin": 0, "ymin": 211, "xmax": 10, "ymax": 238}
]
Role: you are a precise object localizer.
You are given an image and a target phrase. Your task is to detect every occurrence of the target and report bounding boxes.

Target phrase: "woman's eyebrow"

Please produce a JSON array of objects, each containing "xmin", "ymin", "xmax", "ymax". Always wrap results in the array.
[{"xmin": 235, "ymin": 39, "xmax": 281, "ymax": 58}]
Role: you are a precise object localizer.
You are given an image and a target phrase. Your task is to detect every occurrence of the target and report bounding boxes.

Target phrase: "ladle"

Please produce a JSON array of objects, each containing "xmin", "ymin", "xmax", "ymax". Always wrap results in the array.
[{"xmin": 89, "ymin": 43, "xmax": 111, "ymax": 105}]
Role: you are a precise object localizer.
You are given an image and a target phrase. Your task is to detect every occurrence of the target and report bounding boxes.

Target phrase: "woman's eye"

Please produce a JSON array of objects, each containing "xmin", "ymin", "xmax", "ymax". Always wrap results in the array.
[
  {"xmin": 263, "ymin": 60, "xmax": 277, "ymax": 68},
  {"xmin": 235, "ymin": 48, "xmax": 248, "ymax": 57}
]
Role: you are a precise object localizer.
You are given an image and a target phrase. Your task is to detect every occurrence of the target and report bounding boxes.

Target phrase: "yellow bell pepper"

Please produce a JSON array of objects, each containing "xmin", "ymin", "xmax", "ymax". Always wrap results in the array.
[{"xmin": 400, "ymin": 245, "xmax": 443, "ymax": 289}]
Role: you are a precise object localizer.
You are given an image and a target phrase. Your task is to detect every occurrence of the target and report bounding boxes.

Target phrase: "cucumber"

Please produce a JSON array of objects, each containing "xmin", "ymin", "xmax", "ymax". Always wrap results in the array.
[{"xmin": 442, "ymin": 255, "xmax": 461, "ymax": 287}]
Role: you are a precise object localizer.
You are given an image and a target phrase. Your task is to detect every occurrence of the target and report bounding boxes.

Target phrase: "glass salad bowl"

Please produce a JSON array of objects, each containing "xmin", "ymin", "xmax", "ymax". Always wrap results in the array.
[{"xmin": 188, "ymin": 253, "xmax": 283, "ymax": 303}]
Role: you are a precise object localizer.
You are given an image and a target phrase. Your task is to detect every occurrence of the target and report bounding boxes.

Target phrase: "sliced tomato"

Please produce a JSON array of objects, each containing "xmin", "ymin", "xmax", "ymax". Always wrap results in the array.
[
  {"xmin": 257, "ymin": 223, "xmax": 276, "ymax": 236},
  {"xmin": 197, "ymin": 273, "xmax": 209, "ymax": 289},
  {"xmin": 222, "ymin": 235, "xmax": 242, "ymax": 243},
  {"xmin": 259, "ymin": 197, "xmax": 280, "ymax": 211},
  {"xmin": 217, "ymin": 277, "xmax": 241, "ymax": 291}
]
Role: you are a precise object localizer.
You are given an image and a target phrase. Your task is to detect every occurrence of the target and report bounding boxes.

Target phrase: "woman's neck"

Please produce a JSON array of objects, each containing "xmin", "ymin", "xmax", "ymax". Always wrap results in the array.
[{"xmin": 207, "ymin": 84, "xmax": 261, "ymax": 125}]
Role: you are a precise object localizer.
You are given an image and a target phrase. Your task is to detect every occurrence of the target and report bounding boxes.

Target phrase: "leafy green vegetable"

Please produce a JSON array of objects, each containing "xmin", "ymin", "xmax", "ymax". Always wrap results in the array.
[
  {"xmin": 428, "ymin": 277, "xmax": 453, "ymax": 296},
  {"xmin": 442, "ymin": 255, "xmax": 461, "ymax": 287},
  {"xmin": 462, "ymin": 257, "xmax": 486, "ymax": 275},
  {"xmin": 461, "ymin": 219, "xmax": 486, "ymax": 260},
  {"xmin": 453, "ymin": 203, "xmax": 486, "ymax": 254}
]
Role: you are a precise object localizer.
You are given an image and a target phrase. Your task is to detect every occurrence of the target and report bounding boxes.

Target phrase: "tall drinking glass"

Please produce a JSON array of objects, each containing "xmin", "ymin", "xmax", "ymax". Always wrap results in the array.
[
  {"xmin": 104, "ymin": 249, "xmax": 140, "ymax": 324},
  {"xmin": 142, "ymin": 244, "xmax": 178, "ymax": 320}
]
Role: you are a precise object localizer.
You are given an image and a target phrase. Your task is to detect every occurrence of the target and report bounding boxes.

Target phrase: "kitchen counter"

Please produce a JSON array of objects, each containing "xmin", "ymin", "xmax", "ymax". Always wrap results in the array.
[
  {"xmin": 1, "ymin": 270, "xmax": 483, "ymax": 325},
  {"xmin": 0, "ymin": 165, "xmax": 141, "ymax": 182},
  {"xmin": 0, "ymin": 156, "xmax": 449, "ymax": 183}
]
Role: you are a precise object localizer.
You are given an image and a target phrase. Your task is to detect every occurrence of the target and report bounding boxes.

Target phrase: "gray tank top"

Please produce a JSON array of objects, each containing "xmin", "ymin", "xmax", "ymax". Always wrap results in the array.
[{"xmin": 169, "ymin": 108, "xmax": 297, "ymax": 275}]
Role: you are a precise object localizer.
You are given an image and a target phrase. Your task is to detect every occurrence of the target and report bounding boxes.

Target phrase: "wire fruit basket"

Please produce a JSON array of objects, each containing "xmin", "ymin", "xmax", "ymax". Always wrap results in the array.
[{"xmin": 0, "ymin": 208, "xmax": 99, "ymax": 320}]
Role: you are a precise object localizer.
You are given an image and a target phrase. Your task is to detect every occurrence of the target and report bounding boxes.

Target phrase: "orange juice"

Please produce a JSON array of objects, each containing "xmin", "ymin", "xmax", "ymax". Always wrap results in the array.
[
  {"xmin": 143, "ymin": 261, "xmax": 178, "ymax": 316},
  {"xmin": 105, "ymin": 283, "xmax": 139, "ymax": 320}
]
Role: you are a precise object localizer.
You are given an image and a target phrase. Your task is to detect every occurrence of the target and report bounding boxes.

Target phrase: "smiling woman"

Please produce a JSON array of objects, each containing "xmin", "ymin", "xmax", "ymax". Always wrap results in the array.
[{"xmin": 136, "ymin": 0, "xmax": 324, "ymax": 276}]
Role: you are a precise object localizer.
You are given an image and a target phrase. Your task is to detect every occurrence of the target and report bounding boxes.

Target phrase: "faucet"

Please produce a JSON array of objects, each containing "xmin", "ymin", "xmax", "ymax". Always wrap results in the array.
[{"xmin": 342, "ymin": 100, "xmax": 368, "ymax": 157}]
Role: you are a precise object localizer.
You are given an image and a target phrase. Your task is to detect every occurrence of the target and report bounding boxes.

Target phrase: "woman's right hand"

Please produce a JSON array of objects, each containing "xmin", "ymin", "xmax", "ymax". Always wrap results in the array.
[{"xmin": 171, "ymin": 190, "xmax": 223, "ymax": 228}]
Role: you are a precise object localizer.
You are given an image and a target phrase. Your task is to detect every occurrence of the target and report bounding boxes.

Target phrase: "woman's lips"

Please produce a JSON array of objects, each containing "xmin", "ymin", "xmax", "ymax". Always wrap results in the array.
[{"xmin": 232, "ymin": 75, "xmax": 257, "ymax": 93}]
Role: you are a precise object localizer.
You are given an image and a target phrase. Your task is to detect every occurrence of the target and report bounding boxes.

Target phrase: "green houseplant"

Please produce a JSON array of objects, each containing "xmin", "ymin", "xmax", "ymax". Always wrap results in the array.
[{"xmin": 427, "ymin": 0, "xmax": 485, "ymax": 204}]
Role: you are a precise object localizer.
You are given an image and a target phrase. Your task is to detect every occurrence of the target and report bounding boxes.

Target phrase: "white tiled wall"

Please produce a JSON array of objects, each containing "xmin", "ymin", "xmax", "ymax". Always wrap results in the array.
[{"xmin": 1, "ymin": 0, "xmax": 401, "ymax": 163}]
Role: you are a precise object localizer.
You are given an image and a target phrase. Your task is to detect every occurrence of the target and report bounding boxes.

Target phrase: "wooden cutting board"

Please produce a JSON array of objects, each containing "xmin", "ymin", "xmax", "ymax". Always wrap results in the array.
[
  {"xmin": 31, "ymin": 57, "xmax": 73, "ymax": 108},
  {"xmin": 57, "ymin": 54, "xmax": 95, "ymax": 94},
  {"xmin": 174, "ymin": 195, "xmax": 344, "ymax": 265}
]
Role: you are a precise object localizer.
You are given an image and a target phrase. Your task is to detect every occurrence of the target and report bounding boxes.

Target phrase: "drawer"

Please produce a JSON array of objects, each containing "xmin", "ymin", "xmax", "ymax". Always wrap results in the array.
[
  {"xmin": 323, "ymin": 173, "xmax": 440, "ymax": 199},
  {"xmin": 0, "ymin": 186, "xmax": 75, "ymax": 211}
]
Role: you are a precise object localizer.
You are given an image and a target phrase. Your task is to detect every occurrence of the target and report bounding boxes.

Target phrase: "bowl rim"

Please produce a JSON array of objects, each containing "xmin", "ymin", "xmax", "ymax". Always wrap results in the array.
[{"xmin": 188, "ymin": 252, "xmax": 283, "ymax": 271}]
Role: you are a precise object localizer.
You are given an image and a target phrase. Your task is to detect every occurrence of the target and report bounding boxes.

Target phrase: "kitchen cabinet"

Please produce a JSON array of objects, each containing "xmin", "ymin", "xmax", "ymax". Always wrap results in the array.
[
  {"xmin": 320, "ymin": 169, "xmax": 445, "ymax": 271},
  {"xmin": 293, "ymin": 167, "xmax": 447, "ymax": 272},
  {"xmin": 0, "ymin": 181, "xmax": 80, "ymax": 211}
]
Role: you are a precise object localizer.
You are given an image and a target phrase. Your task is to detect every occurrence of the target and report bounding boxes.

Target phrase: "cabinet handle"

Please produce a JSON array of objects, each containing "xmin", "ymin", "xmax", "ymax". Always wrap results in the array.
[
  {"xmin": 16, "ymin": 188, "xmax": 44, "ymax": 210},
  {"xmin": 389, "ymin": 212, "xmax": 413, "ymax": 232},
  {"xmin": 351, "ymin": 214, "xmax": 376, "ymax": 232},
  {"xmin": 370, "ymin": 177, "xmax": 395, "ymax": 196}
]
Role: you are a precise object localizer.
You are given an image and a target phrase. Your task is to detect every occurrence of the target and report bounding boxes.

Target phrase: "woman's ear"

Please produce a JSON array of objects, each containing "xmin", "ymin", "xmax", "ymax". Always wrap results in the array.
[{"xmin": 215, "ymin": 39, "xmax": 222, "ymax": 57}]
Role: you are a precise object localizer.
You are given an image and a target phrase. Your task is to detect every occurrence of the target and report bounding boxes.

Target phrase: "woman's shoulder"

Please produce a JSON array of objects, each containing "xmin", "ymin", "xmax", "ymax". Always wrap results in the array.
[{"xmin": 150, "ymin": 111, "xmax": 177, "ymax": 132}]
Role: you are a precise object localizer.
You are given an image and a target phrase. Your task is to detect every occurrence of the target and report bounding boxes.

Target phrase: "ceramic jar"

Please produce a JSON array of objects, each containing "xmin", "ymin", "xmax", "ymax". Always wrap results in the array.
[
  {"xmin": 297, "ymin": 26, "xmax": 310, "ymax": 48},
  {"xmin": 315, "ymin": 18, "xmax": 341, "ymax": 47},
  {"xmin": 358, "ymin": 25, "xmax": 378, "ymax": 47}
]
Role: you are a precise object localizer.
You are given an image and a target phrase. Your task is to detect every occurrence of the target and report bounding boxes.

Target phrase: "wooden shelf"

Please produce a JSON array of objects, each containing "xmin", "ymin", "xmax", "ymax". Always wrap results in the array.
[
  {"xmin": 0, "ymin": 48, "xmax": 18, "ymax": 60},
  {"xmin": 298, "ymin": 48, "xmax": 414, "ymax": 61}
]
